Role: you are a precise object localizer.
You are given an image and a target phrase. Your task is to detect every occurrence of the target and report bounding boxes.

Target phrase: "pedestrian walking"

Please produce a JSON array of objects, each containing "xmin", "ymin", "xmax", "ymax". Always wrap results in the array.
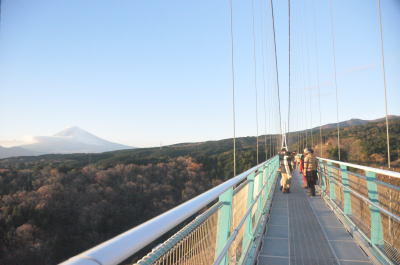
[
  {"xmin": 303, "ymin": 148, "xmax": 318, "ymax": 196},
  {"xmin": 291, "ymin": 152, "xmax": 296, "ymax": 170},
  {"xmin": 279, "ymin": 148, "xmax": 293, "ymax": 193},
  {"xmin": 298, "ymin": 153, "xmax": 307, "ymax": 188}
]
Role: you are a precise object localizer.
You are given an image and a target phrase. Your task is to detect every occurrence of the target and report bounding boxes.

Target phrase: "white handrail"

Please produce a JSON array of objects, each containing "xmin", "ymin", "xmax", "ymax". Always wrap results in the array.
[
  {"xmin": 318, "ymin": 157, "xmax": 400, "ymax": 179},
  {"xmin": 60, "ymin": 159, "xmax": 274, "ymax": 265},
  {"xmin": 212, "ymin": 169, "xmax": 275, "ymax": 265}
]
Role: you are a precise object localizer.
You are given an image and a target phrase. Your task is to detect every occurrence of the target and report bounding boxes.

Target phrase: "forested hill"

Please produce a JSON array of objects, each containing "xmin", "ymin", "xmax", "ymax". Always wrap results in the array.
[
  {"xmin": 0, "ymin": 135, "xmax": 274, "ymax": 182},
  {"xmin": 0, "ymin": 136, "xmax": 275, "ymax": 264},
  {"xmin": 1, "ymin": 116, "xmax": 399, "ymax": 172},
  {"xmin": 0, "ymin": 118, "xmax": 399, "ymax": 264}
]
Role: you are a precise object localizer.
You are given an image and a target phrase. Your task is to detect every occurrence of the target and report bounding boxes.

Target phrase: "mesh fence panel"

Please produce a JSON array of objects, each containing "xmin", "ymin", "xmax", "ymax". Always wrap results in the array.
[
  {"xmin": 227, "ymin": 222, "xmax": 246, "ymax": 265},
  {"xmin": 227, "ymin": 202, "xmax": 257, "ymax": 265},
  {"xmin": 376, "ymin": 175, "xmax": 400, "ymax": 264},
  {"xmin": 323, "ymin": 163, "xmax": 331, "ymax": 197},
  {"xmin": 229, "ymin": 183, "xmax": 248, "ymax": 264},
  {"xmin": 251, "ymin": 181, "xmax": 258, "ymax": 230},
  {"xmin": 136, "ymin": 207, "xmax": 219, "ymax": 265},
  {"xmin": 135, "ymin": 157, "xmax": 279, "ymax": 265},
  {"xmin": 332, "ymin": 166, "xmax": 343, "ymax": 207},
  {"xmin": 319, "ymin": 160, "xmax": 400, "ymax": 265},
  {"xmin": 232, "ymin": 183, "xmax": 248, "ymax": 230},
  {"xmin": 347, "ymin": 171, "xmax": 371, "ymax": 238}
]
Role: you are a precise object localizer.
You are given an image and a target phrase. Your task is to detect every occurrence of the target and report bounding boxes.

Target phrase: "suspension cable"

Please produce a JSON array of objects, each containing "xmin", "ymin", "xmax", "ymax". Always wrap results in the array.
[
  {"xmin": 0, "ymin": 0, "xmax": 2, "ymax": 32},
  {"xmin": 287, "ymin": 0, "xmax": 291, "ymax": 149},
  {"xmin": 312, "ymin": 0, "xmax": 323, "ymax": 158},
  {"xmin": 377, "ymin": 0, "xmax": 391, "ymax": 168},
  {"xmin": 260, "ymin": 0, "xmax": 268, "ymax": 161},
  {"xmin": 298, "ymin": 2, "xmax": 308, "ymax": 148},
  {"xmin": 329, "ymin": 0, "xmax": 341, "ymax": 160},
  {"xmin": 269, "ymin": 0, "xmax": 283, "ymax": 148},
  {"xmin": 302, "ymin": 0, "xmax": 314, "ymax": 148},
  {"xmin": 228, "ymin": 0, "xmax": 237, "ymax": 176},
  {"xmin": 305, "ymin": 31, "xmax": 314, "ymax": 148},
  {"xmin": 251, "ymin": 0, "xmax": 259, "ymax": 164},
  {"xmin": 292, "ymin": 2, "xmax": 301, "ymax": 153}
]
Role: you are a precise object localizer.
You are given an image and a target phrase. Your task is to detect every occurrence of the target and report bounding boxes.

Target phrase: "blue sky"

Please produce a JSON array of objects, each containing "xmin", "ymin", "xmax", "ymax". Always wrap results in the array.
[{"xmin": 0, "ymin": 0, "xmax": 399, "ymax": 147}]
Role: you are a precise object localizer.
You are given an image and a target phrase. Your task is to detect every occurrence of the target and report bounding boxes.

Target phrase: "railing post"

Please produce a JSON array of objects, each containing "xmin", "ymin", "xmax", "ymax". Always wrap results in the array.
[
  {"xmin": 256, "ymin": 169, "xmax": 264, "ymax": 221},
  {"xmin": 267, "ymin": 155, "xmax": 278, "ymax": 190},
  {"xmin": 318, "ymin": 160, "xmax": 325, "ymax": 190},
  {"xmin": 270, "ymin": 156, "xmax": 278, "ymax": 188},
  {"xmin": 242, "ymin": 171, "xmax": 255, "ymax": 254},
  {"xmin": 340, "ymin": 165, "xmax": 352, "ymax": 215},
  {"xmin": 214, "ymin": 187, "xmax": 233, "ymax": 265},
  {"xmin": 365, "ymin": 171, "xmax": 383, "ymax": 246},
  {"xmin": 327, "ymin": 161, "xmax": 336, "ymax": 200},
  {"xmin": 266, "ymin": 160, "xmax": 275, "ymax": 202},
  {"xmin": 263, "ymin": 163, "xmax": 269, "ymax": 205},
  {"xmin": 268, "ymin": 156, "xmax": 277, "ymax": 192}
]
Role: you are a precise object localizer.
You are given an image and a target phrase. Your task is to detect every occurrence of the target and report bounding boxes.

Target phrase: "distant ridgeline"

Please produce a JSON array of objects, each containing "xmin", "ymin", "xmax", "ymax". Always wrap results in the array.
[
  {"xmin": 0, "ymin": 127, "xmax": 133, "ymax": 159},
  {"xmin": 1, "ymin": 116, "xmax": 399, "ymax": 171},
  {"xmin": 0, "ymin": 117, "xmax": 399, "ymax": 265}
]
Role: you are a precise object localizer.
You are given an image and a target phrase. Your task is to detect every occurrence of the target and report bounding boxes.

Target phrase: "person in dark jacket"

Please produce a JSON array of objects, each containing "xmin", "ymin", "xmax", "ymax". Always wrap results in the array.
[{"xmin": 303, "ymin": 148, "xmax": 318, "ymax": 196}]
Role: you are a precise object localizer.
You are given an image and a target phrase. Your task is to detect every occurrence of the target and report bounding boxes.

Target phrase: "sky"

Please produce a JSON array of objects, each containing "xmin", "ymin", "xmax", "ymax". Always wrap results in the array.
[{"xmin": 0, "ymin": 0, "xmax": 399, "ymax": 147}]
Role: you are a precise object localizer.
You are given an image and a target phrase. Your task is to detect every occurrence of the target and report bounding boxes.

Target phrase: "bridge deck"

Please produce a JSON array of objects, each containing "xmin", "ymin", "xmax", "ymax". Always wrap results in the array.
[{"xmin": 258, "ymin": 171, "xmax": 373, "ymax": 265}]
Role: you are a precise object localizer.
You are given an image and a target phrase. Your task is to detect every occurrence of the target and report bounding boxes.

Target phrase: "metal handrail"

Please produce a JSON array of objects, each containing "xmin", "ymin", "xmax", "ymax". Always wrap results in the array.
[
  {"xmin": 137, "ymin": 202, "xmax": 224, "ymax": 264},
  {"xmin": 325, "ymin": 164, "xmax": 400, "ymax": 191},
  {"xmin": 318, "ymin": 157, "xmax": 400, "ymax": 265},
  {"xmin": 327, "ymin": 176, "xmax": 400, "ymax": 223},
  {"xmin": 60, "ymin": 160, "xmax": 271, "ymax": 265},
  {"xmin": 318, "ymin": 157, "xmax": 400, "ymax": 179},
  {"xmin": 212, "ymin": 169, "xmax": 274, "ymax": 265}
]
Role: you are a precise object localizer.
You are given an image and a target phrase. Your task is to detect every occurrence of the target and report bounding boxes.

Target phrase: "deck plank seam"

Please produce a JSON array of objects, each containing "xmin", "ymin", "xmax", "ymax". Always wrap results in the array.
[{"xmin": 307, "ymin": 190, "xmax": 342, "ymax": 265}]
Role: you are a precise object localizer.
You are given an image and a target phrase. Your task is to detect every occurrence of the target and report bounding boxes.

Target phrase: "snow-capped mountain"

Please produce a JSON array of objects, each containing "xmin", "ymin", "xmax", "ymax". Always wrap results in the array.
[{"xmin": 0, "ymin": 127, "xmax": 133, "ymax": 158}]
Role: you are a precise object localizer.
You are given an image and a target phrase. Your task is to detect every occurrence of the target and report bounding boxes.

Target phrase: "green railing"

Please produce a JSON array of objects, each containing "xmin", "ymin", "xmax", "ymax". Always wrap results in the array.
[
  {"xmin": 135, "ymin": 156, "xmax": 279, "ymax": 265},
  {"xmin": 318, "ymin": 158, "xmax": 400, "ymax": 265}
]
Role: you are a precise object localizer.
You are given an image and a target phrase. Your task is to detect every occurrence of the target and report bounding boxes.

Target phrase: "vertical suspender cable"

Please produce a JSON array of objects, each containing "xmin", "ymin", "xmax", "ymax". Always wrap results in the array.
[
  {"xmin": 269, "ymin": 0, "xmax": 283, "ymax": 149},
  {"xmin": 268, "ymin": 85, "xmax": 273, "ymax": 157},
  {"xmin": 329, "ymin": 0, "xmax": 341, "ymax": 160},
  {"xmin": 301, "ymin": 19, "xmax": 308, "ymax": 148},
  {"xmin": 303, "ymin": 0, "xmax": 314, "ymax": 149},
  {"xmin": 0, "ymin": 0, "xmax": 2, "ymax": 30},
  {"xmin": 298, "ymin": 1, "xmax": 309, "ymax": 149},
  {"xmin": 263, "ymin": 0, "xmax": 273, "ymax": 159},
  {"xmin": 228, "ymin": 0, "xmax": 237, "ymax": 176},
  {"xmin": 251, "ymin": 0, "xmax": 259, "ymax": 164},
  {"xmin": 305, "ymin": 38, "xmax": 314, "ymax": 148},
  {"xmin": 260, "ymin": 0, "xmax": 268, "ymax": 161},
  {"xmin": 287, "ymin": 0, "xmax": 291, "ymax": 149},
  {"xmin": 312, "ymin": 0, "xmax": 323, "ymax": 157},
  {"xmin": 268, "ymin": 67, "xmax": 273, "ymax": 158},
  {"xmin": 377, "ymin": 0, "xmax": 391, "ymax": 168},
  {"xmin": 292, "ymin": 3, "xmax": 301, "ymax": 154},
  {"xmin": 295, "ymin": 4, "xmax": 302, "ymax": 152}
]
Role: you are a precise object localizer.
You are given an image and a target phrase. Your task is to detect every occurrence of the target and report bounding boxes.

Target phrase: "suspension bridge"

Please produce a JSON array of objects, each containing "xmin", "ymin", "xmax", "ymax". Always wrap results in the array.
[
  {"xmin": 58, "ymin": 0, "xmax": 399, "ymax": 262},
  {"xmin": 60, "ymin": 156, "xmax": 400, "ymax": 265},
  {"xmin": 0, "ymin": 0, "xmax": 397, "ymax": 264}
]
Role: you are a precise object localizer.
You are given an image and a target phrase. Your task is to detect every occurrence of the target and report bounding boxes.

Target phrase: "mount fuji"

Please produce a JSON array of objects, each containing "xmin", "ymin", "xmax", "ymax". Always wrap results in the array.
[{"xmin": 0, "ymin": 127, "xmax": 133, "ymax": 159}]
